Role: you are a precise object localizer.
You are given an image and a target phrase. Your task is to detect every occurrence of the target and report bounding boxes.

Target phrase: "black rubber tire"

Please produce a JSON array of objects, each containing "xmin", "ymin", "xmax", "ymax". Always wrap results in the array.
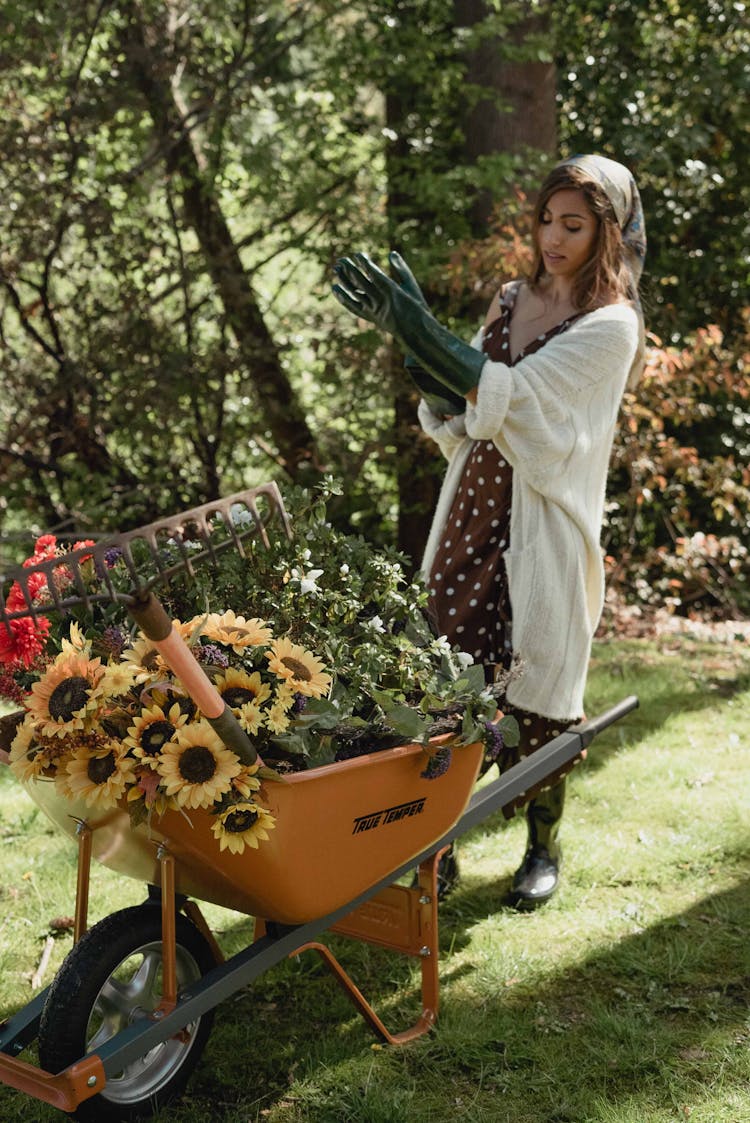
[{"xmin": 38, "ymin": 905, "xmax": 216, "ymax": 1122}]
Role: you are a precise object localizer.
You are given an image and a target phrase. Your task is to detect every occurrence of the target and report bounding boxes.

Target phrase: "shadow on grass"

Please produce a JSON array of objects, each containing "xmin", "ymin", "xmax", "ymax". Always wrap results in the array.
[
  {"xmin": 581, "ymin": 638, "xmax": 750, "ymax": 777},
  {"xmin": 1, "ymin": 867, "xmax": 747, "ymax": 1122},
  {"xmin": 177, "ymin": 872, "xmax": 750, "ymax": 1122}
]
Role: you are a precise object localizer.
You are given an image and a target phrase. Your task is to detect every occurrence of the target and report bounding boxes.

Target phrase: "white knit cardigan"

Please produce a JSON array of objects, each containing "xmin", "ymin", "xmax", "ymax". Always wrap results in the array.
[{"xmin": 418, "ymin": 302, "xmax": 638, "ymax": 721}]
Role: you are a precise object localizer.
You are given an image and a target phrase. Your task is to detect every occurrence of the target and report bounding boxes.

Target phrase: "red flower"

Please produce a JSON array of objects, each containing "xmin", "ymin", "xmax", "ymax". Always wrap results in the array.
[
  {"xmin": 0, "ymin": 615, "xmax": 50, "ymax": 668},
  {"xmin": 32, "ymin": 534, "xmax": 57, "ymax": 556},
  {"xmin": 6, "ymin": 570, "xmax": 48, "ymax": 612},
  {"xmin": 72, "ymin": 539, "xmax": 96, "ymax": 564}
]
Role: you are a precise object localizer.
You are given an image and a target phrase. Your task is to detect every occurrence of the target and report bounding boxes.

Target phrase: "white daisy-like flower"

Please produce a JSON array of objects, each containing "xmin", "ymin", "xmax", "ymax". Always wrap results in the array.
[{"xmin": 368, "ymin": 615, "xmax": 386, "ymax": 634}]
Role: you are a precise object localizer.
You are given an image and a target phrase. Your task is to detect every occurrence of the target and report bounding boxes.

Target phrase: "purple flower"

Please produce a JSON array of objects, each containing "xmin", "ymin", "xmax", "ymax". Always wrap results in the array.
[
  {"xmin": 421, "ymin": 745, "xmax": 452, "ymax": 780},
  {"xmin": 334, "ymin": 741, "xmax": 373, "ymax": 762},
  {"xmin": 196, "ymin": 643, "xmax": 229, "ymax": 668},
  {"xmin": 101, "ymin": 625, "xmax": 127, "ymax": 659},
  {"xmin": 292, "ymin": 693, "xmax": 307, "ymax": 715},
  {"xmin": 483, "ymin": 720, "xmax": 504, "ymax": 763},
  {"xmin": 103, "ymin": 547, "xmax": 123, "ymax": 568}
]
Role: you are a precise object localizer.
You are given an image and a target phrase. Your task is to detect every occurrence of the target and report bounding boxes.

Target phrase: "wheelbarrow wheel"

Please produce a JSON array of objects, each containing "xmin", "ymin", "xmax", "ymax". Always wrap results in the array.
[{"xmin": 38, "ymin": 904, "xmax": 216, "ymax": 1122}]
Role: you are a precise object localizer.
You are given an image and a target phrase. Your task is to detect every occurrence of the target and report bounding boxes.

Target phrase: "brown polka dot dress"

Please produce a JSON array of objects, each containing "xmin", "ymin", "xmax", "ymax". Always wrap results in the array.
[{"xmin": 427, "ymin": 282, "xmax": 586, "ymax": 811}]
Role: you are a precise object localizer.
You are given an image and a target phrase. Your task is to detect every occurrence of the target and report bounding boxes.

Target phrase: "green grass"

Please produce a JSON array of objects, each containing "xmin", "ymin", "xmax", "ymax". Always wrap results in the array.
[{"xmin": 1, "ymin": 636, "xmax": 749, "ymax": 1122}]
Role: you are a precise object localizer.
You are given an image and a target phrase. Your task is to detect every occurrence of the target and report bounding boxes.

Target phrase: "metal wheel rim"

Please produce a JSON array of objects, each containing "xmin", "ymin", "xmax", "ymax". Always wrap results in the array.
[{"xmin": 84, "ymin": 938, "xmax": 203, "ymax": 1106}]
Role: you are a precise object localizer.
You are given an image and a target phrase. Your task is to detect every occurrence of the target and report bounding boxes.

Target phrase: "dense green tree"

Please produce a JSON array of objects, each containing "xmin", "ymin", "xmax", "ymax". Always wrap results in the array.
[
  {"xmin": 554, "ymin": 0, "xmax": 749, "ymax": 338},
  {"xmin": 0, "ymin": 0, "xmax": 747, "ymax": 616},
  {"xmin": 0, "ymin": 1, "xmax": 364, "ymax": 538}
]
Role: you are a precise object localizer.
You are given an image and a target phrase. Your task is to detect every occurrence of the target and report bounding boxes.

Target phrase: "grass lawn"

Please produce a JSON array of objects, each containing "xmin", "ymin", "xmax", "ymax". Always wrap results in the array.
[{"xmin": 1, "ymin": 634, "xmax": 749, "ymax": 1122}]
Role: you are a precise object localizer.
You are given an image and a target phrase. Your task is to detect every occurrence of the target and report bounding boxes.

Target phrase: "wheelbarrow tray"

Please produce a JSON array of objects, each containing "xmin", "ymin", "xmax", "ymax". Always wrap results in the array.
[{"xmin": 23, "ymin": 737, "xmax": 484, "ymax": 924}]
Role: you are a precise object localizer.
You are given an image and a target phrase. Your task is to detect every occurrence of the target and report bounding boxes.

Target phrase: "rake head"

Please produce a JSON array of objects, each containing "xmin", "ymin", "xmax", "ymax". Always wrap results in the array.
[{"xmin": 0, "ymin": 482, "xmax": 292, "ymax": 630}]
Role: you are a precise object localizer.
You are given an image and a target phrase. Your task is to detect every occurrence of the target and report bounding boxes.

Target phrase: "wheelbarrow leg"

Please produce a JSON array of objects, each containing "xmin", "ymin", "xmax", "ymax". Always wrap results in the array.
[
  {"xmin": 73, "ymin": 819, "xmax": 93, "ymax": 942},
  {"xmin": 262, "ymin": 847, "xmax": 447, "ymax": 1044}
]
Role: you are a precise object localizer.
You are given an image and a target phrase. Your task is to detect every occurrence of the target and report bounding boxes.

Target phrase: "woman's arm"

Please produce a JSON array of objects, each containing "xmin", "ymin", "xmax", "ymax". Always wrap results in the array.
[{"xmin": 464, "ymin": 304, "xmax": 638, "ymax": 485}]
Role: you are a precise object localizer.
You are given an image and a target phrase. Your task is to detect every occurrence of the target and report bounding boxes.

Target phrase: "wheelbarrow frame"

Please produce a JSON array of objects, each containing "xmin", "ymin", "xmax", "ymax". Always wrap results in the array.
[
  {"xmin": 0, "ymin": 695, "xmax": 637, "ymax": 1115},
  {"xmin": 0, "ymin": 483, "xmax": 638, "ymax": 1115}
]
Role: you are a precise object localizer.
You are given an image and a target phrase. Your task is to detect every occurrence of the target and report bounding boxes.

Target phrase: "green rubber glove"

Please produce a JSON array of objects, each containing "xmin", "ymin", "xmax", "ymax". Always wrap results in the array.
[
  {"xmin": 389, "ymin": 252, "xmax": 466, "ymax": 415},
  {"xmin": 332, "ymin": 252, "xmax": 485, "ymax": 399}
]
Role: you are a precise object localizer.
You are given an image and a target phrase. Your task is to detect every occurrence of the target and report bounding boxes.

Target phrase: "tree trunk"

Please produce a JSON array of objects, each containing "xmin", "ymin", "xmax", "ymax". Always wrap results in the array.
[
  {"xmin": 122, "ymin": 6, "xmax": 322, "ymax": 483},
  {"xmin": 455, "ymin": 0, "xmax": 557, "ymax": 233},
  {"xmin": 389, "ymin": 2, "xmax": 557, "ymax": 567}
]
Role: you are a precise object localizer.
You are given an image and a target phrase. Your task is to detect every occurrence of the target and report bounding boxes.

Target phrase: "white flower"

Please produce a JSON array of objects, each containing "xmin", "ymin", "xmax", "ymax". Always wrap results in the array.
[
  {"xmin": 456, "ymin": 651, "xmax": 474, "ymax": 669},
  {"xmin": 433, "ymin": 636, "xmax": 452, "ymax": 656},
  {"xmin": 230, "ymin": 504, "xmax": 255, "ymax": 529},
  {"xmin": 339, "ymin": 563, "xmax": 350, "ymax": 577},
  {"xmin": 300, "ymin": 569, "xmax": 324, "ymax": 595},
  {"xmin": 369, "ymin": 615, "xmax": 386, "ymax": 634},
  {"xmin": 290, "ymin": 566, "xmax": 324, "ymax": 594}
]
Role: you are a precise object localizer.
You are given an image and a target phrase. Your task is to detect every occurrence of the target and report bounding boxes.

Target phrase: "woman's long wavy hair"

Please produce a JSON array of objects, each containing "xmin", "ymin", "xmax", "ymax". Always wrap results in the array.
[{"xmin": 528, "ymin": 164, "xmax": 637, "ymax": 312}]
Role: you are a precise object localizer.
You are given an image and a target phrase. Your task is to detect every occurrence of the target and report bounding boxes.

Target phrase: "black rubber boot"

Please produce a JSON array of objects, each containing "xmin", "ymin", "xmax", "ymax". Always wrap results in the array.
[
  {"xmin": 508, "ymin": 779, "xmax": 566, "ymax": 910},
  {"xmin": 435, "ymin": 844, "xmax": 460, "ymax": 901},
  {"xmin": 411, "ymin": 843, "xmax": 460, "ymax": 901}
]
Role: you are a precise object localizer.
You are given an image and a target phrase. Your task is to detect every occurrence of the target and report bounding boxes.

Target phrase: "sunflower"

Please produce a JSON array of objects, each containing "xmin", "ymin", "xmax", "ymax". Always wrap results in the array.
[
  {"xmin": 202, "ymin": 611, "xmax": 274, "ymax": 654},
  {"xmin": 125, "ymin": 702, "xmax": 188, "ymax": 767},
  {"xmin": 157, "ymin": 722, "xmax": 241, "ymax": 809},
  {"xmin": 214, "ymin": 667, "xmax": 271, "ymax": 734},
  {"xmin": 143, "ymin": 684, "xmax": 198, "ymax": 723},
  {"xmin": 210, "ymin": 801, "xmax": 276, "ymax": 854},
  {"xmin": 231, "ymin": 763, "xmax": 262, "ymax": 800},
  {"xmin": 8, "ymin": 720, "xmax": 52, "ymax": 782},
  {"xmin": 173, "ymin": 614, "xmax": 208, "ymax": 643},
  {"xmin": 120, "ymin": 634, "xmax": 165, "ymax": 683},
  {"xmin": 27, "ymin": 654, "xmax": 106, "ymax": 737},
  {"xmin": 53, "ymin": 751, "xmax": 80, "ymax": 800},
  {"xmin": 66, "ymin": 739, "xmax": 135, "ymax": 808},
  {"xmin": 265, "ymin": 638, "xmax": 331, "ymax": 698}
]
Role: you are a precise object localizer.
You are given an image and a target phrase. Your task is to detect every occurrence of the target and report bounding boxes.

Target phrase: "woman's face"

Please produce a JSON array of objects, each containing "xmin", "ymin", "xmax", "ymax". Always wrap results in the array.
[{"xmin": 537, "ymin": 188, "xmax": 597, "ymax": 280}]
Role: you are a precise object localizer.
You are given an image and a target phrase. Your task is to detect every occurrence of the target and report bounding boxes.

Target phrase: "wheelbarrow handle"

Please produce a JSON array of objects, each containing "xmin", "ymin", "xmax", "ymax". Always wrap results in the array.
[{"xmin": 571, "ymin": 694, "xmax": 640, "ymax": 748}]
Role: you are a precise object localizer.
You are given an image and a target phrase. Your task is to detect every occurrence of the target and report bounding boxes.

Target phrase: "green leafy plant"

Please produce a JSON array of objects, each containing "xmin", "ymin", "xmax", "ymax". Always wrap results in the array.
[{"xmin": 0, "ymin": 478, "xmax": 518, "ymax": 853}]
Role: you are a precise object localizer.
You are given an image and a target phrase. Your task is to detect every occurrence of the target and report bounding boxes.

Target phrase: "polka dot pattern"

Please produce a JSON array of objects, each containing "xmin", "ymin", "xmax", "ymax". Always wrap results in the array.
[
  {"xmin": 427, "ymin": 279, "xmax": 584, "ymax": 706},
  {"xmin": 489, "ymin": 701, "xmax": 582, "ymax": 820},
  {"xmin": 428, "ymin": 435, "xmax": 512, "ymax": 663}
]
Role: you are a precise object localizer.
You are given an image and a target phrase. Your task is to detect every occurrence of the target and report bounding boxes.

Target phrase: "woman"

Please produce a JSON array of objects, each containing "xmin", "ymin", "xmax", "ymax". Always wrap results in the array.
[{"xmin": 332, "ymin": 154, "xmax": 646, "ymax": 907}]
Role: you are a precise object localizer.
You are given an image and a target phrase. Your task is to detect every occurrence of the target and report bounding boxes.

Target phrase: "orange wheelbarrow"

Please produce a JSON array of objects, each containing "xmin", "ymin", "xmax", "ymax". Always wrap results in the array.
[{"xmin": 0, "ymin": 485, "xmax": 638, "ymax": 1120}]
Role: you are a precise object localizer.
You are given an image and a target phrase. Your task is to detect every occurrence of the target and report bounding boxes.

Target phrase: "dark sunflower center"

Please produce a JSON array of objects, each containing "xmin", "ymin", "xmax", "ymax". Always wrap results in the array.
[
  {"xmin": 49, "ymin": 676, "xmax": 91, "ymax": 721},
  {"xmin": 87, "ymin": 751, "xmax": 117, "ymax": 785},
  {"xmin": 178, "ymin": 745, "xmax": 217, "ymax": 784},
  {"xmin": 141, "ymin": 649, "xmax": 160, "ymax": 671},
  {"xmin": 280, "ymin": 657, "xmax": 312, "ymax": 681},
  {"xmin": 141, "ymin": 720, "xmax": 175, "ymax": 755},
  {"xmin": 222, "ymin": 686, "xmax": 257, "ymax": 708},
  {"xmin": 224, "ymin": 807, "xmax": 259, "ymax": 834},
  {"xmin": 168, "ymin": 694, "xmax": 196, "ymax": 720}
]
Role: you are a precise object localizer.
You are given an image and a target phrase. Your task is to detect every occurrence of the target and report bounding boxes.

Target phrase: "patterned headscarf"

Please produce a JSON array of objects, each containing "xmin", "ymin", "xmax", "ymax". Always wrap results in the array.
[{"xmin": 559, "ymin": 153, "xmax": 647, "ymax": 386}]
